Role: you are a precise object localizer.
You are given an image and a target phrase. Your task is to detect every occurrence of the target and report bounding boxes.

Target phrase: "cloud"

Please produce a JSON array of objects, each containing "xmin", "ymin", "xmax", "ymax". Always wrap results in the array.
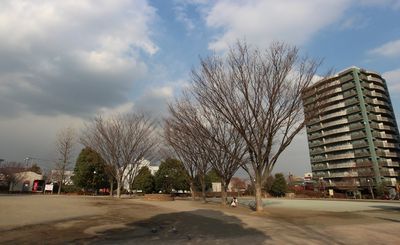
[
  {"xmin": 369, "ymin": 39, "xmax": 400, "ymax": 58},
  {"xmin": 203, "ymin": 0, "xmax": 350, "ymax": 52},
  {"xmin": 0, "ymin": 0, "xmax": 157, "ymax": 119},
  {"xmin": 383, "ymin": 68, "xmax": 400, "ymax": 93},
  {"xmin": 359, "ymin": 0, "xmax": 400, "ymax": 9}
]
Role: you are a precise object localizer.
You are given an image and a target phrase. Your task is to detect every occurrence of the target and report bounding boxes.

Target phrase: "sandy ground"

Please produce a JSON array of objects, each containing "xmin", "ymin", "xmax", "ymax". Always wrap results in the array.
[{"xmin": 0, "ymin": 195, "xmax": 400, "ymax": 244}]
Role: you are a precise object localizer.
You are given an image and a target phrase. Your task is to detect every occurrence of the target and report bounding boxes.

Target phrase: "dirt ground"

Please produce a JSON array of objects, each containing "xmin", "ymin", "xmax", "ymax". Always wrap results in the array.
[{"xmin": 0, "ymin": 195, "xmax": 400, "ymax": 244}]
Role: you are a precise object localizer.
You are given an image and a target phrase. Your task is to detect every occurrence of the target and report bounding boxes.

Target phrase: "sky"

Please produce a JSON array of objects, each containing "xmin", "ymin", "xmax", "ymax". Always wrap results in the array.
[{"xmin": 0, "ymin": 0, "xmax": 399, "ymax": 176}]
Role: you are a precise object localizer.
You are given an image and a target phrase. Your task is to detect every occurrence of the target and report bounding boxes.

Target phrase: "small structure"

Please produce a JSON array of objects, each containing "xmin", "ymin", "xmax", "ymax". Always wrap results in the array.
[{"xmin": 9, "ymin": 171, "xmax": 44, "ymax": 192}]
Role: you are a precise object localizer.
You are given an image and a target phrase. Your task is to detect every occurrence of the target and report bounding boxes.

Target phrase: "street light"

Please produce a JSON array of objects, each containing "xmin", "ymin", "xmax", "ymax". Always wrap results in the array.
[
  {"xmin": 24, "ymin": 157, "xmax": 31, "ymax": 168},
  {"xmin": 367, "ymin": 179, "xmax": 375, "ymax": 199},
  {"xmin": 319, "ymin": 177, "xmax": 325, "ymax": 198},
  {"xmin": 93, "ymin": 170, "xmax": 97, "ymax": 196}
]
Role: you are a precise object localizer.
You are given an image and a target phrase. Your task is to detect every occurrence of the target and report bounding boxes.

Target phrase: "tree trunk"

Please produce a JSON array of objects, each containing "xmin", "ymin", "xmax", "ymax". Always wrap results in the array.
[
  {"xmin": 221, "ymin": 181, "xmax": 228, "ymax": 205},
  {"xmin": 58, "ymin": 170, "xmax": 65, "ymax": 195},
  {"xmin": 57, "ymin": 183, "xmax": 62, "ymax": 195},
  {"xmin": 116, "ymin": 180, "xmax": 121, "ymax": 198},
  {"xmin": 109, "ymin": 180, "xmax": 114, "ymax": 196},
  {"xmin": 189, "ymin": 181, "xmax": 196, "ymax": 200},
  {"xmin": 255, "ymin": 179, "xmax": 263, "ymax": 212},
  {"xmin": 200, "ymin": 175, "xmax": 207, "ymax": 203}
]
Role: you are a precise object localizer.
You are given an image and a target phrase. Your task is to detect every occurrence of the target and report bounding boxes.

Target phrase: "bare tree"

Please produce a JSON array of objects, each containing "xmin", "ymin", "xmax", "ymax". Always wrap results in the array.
[
  {"xmin": 166, "ymin": 96, "xmax": 246, "ymax": 204},
  {"xmin": 0, "ymin": 162, "xmax": 25, "ymax": 191},
  {"xmin": 191, "ymin": 41, "xmax": 320, "ymax": 211},
  {"xmin": 81, "ymin": 113, "xmax": 158, "ymax": 198},
  {"xmin": 55, "ymin": 127, "xmax": 76, "ymax": 195},
  {"xmin": 164, "ymin": 110, "xmax": 210, "ymax": 202},
  {"xmin": 197, "ymin": 106, "xmax": 247, "ymax": 205}
]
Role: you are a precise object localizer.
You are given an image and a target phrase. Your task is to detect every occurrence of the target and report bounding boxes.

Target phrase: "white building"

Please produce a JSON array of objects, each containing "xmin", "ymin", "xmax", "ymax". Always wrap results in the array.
[
  {"xmin": 50, "ymin": 170, "xmax": 74, "ymax": 185},
  {"xmin": 9, "ymin": 171, "xmax": 44, "ymax": 192},
  {"xmin": 123, "ymin": 159, "xmax": 159, "ymax": 191}
]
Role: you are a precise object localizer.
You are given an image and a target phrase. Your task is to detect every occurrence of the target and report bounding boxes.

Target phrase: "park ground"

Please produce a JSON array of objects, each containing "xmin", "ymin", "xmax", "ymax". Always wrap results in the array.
[{"xmin": 0, "ymin": 195, "xmax": 400, "ymax": 244}]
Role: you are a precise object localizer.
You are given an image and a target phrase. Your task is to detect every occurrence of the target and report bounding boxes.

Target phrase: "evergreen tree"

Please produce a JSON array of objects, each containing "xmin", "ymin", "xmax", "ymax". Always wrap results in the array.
[
  {"xmin": 269, "ymin": 173, "xmax": 287, "ymax": 197},
  {"xmin": 73, "ymin": 147, "xmax": 109, "ymax": 191},
  {"xmin": 154, "ymin": 158, "xmax": 189, "ymax": 194},
  {"xmin": 132, "ymin": 166, "xmax": 155, "ymax": 194}
]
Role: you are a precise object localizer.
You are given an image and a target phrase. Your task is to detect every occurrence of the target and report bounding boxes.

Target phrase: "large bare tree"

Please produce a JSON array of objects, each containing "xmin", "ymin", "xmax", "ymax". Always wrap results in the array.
[
  {"xmin": 55, "ymin": 127, "xmax": 76, "ymax": 195},
  {"xmin": 81, "ymin": 113, "xmax": 158, "ymax": 198},
  {"xmin": 191, "ymin": 41, "xmax": 320, "ymax": 211}
]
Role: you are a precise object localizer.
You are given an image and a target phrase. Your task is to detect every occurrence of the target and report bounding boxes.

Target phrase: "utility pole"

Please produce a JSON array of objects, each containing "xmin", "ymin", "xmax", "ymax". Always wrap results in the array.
[{"xmin": 367, "ymin": 178, "xmax": 375, "ymax": 199}]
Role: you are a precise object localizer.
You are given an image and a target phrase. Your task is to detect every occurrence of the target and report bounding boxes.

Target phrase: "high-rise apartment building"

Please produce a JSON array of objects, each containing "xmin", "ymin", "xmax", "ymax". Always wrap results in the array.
[{"xmin": 302, "ymin": 67, "xmax": 400, "ymax": 193}]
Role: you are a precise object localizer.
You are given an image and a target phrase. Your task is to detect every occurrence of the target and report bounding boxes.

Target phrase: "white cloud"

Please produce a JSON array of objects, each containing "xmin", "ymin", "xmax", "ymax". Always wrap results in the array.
[
  {"xmin": 0, "ymin": 0, "xmax": 159, "ymax": 162},
  {"xmin": 369, "ymin": 39, "xmax": 400, "ymax": 58},
  {"xmin": 0, "ymin": 0, "xmax": 157, "ymax": 118},
  {"xmin": 204, "ymin": 0, "xmax": 350, "ymax": 52},
  {"xmin": 383, "ymin": 69, "xmax": 400, "ymax": 93}
]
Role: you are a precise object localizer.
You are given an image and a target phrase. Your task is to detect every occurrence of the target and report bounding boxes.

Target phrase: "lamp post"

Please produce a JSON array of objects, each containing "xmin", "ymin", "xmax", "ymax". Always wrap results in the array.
[
  {"xmin": 367, "ymin": 178, "xmax": 375, "ymax": 199},
  {"xmin": 24, "ymin": 157, "xmax": 31, "ymax": 168},
  {"xmin": 319, "ymin": 177, "xmax": 325, "ymax": 198},
  {"xmin": 93, "ymin": 170, "xmax": 97, "ymax": 196}
]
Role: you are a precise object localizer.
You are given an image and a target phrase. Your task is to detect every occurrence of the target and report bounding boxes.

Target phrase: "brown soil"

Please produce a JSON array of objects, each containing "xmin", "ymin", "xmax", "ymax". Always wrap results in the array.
[{"xmin": 1, "ymin": 196, "xmax": 399, "ymax": 244}]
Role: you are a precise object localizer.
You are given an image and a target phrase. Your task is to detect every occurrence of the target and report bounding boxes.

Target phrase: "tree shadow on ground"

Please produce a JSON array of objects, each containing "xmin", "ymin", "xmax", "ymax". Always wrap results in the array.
[
  {"xmin": 371, "ymin": 205, "xmax": 400, "ymax": 212},
  {"xmin": 79, "ymin": 209, "xmax": 270, "ymax": 244}
]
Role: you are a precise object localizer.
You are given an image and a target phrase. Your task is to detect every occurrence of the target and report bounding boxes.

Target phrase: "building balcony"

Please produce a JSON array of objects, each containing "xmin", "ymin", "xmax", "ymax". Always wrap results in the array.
[
  {"xmin": 379, "ymin": 161, "xmax": 400, "ymax": 167},
  {"xmin": 323, "ymin": 126, "xmax": 350, "ymax": 137},
  {"xmin": 309, "ymin": 133, "xmax": 323, "ymax": 140},
  {"xmin": 352, "ymin": 141, "xmax": 369, "ymax": 148},
  {"xmin": 355, "ymin": 161, "xmax": 373, "ymax": 167},
  {"xmin": 349, "ymin": 123, "xmax": 364, "ymax": 131},
  {"xmin": 348, "ymin": 114, "xmax": 363, "ymax": 123},
  {"xmin": 308, "ymin": 125, "xmax": 322, "ymax": 133},
  {"xmin": 375, "ymin": 141, "xmax": 399, "ymax": 149},
  {"xmin": 323, "ymin": 118, "xmax": 349, "ymax": 128},
  {"xmin": 323, "ymin": 94, "xmax": 345, "ymax": 104},
  {"xmin": 327, "ymin": 162, "xmax": 357, "ymax": 169},
  {"xmin": 367, "ymin": 75, "xmax": 385, "ymax": 86},
  {"xmin": 365, "ymin": 90, "xmax": 389, "ymax": 101},
  {"xmin": 329, "ymin": 172, "xmax": 359, "ymax": 178},
  {"xmin": 365, "ymin": 98, "xmax": 389, "ymax": 107},
  {"xmin": 343, "ymin": 90, "xmax": 358, "ymax": 99},
  {"xmin": 324, "ymin": 135, "xmax": 352, "ymax": 144},
  {"xmin": 350, "ymin": 132, "xmax": 366, "ymax": 140},
  {"xmin": 380, "ymin": 170, "xmax": 398, "ymax": 177},
  {"xmin": 310, "ymin": 148, "xmax": 324, "ymax": 155},
  {"xmin": 373, "ymin": 132, "xmax": 399, "ymax": 140},
  {"xmin": 354, "ymin": 152, "xmax": 370, "ymax": 158},
  {"xmin": 342, "ymin": 82, "xmax": 355, "ymax": 90},
  {"xmin": 357, "ymin": 171, "xmax": 375, "ymax": 177},
  {"xmin": 370, "ymin": 107, "xmax": 392, "ymax": 115},
  {"xmin": 346, "ymin": 107, "xmax": 360, "ymax": 114},
  {"xmin": 370, "ymin": 115, "xmax": 396, "ymax": 124},
  {"xmin": 309, "ymin": 140, "xmax": 324, "ymax": 148},
  {"xmin": 326, "ymin": 153, "xmax": 355, "ymax": 161},
  {"xmin": 345, "ymin": 98, "xmax": 359, "ymax": 107},
  {"xmin": 325, "ymin": 144, "xmax": 353, "ymax": 152},
  {"xmin": 321, "ymin": 102, "xmax": 346, "ymax": 113},
  {"xmin": 340, "ymin": 74, "xmax": 354, "ymax": 83},
  {"xmin": 376, "ymin": 150, "xmax": 400, "ymax": 158}
]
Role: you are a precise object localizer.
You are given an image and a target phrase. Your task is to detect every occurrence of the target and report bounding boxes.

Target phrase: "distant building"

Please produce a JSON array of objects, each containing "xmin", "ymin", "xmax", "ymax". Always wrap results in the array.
[
  {"xmin": 302, "ymin": 66, "xmax": 400, "ymax": 192},
  {"xmin": 9, "ymin": 171, "xmax": 44, "ymax": 192},
  {"xmin": 123, "ymin": 160, "xmax": 159, "ymax": 191},
  {"xmin": 50, "ymin": 170, "xmax": 74, "ymax": 185},
  {"xmin": 304, "ymin": 173, "xmax": 313, "ymax": 181}
]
